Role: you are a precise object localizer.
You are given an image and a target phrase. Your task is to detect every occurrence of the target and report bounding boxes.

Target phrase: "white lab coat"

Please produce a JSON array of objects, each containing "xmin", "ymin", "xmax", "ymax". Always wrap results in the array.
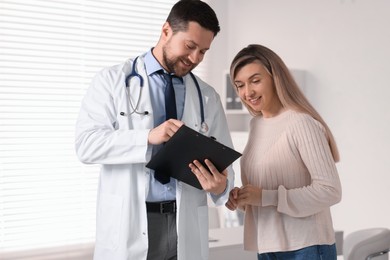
[{"xmin": 75, "ymin": 54, "xmax": 235, "ymax": 260}]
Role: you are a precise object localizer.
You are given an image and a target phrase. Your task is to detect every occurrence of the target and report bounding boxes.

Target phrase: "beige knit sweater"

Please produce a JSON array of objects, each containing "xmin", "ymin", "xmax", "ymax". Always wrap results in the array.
[{"xmin": 240, "ymin": 110, "xmax": 342, "ymax": 253}]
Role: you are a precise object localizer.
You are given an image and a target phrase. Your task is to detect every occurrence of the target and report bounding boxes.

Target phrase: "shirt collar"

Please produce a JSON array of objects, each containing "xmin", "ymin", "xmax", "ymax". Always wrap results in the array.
[
  {"xmin": 144, "ymin": 49, "xmax": 183, "ymax": 82},
  {"xmin": 144, "ymin": 49, "xmax": 163, "ymax": 76}
]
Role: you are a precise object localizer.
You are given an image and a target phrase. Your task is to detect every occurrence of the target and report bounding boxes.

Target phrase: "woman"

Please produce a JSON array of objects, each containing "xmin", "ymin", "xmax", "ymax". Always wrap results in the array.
[{"xmin": 225, "ymin": 44, "xmax": 342, "ymax": 260}]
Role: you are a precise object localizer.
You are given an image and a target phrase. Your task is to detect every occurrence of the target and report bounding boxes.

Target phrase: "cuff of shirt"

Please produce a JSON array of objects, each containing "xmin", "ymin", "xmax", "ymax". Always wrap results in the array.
[
  {"xmin": 210, "ymin": 179, "xmax": 229, "ymax": 203},
  {"xmin": 262, "ymin": 189, "xmax": 278, "ymax": 207}
]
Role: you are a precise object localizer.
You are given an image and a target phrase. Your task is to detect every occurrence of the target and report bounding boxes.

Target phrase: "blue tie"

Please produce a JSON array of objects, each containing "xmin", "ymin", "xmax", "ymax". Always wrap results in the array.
[
  {"xmin": 154, "ymin": 71, "xmax": 177, "ymax": 184},
  {"xmin": 161, "ymin": 72, "xmax": 177, "ymax": 120}
]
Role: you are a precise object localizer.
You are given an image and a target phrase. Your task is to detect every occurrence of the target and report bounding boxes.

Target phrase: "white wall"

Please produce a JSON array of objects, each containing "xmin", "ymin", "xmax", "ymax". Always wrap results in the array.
[{"xmin": 207, "ymin": 0, "xmax": 390, "ymax": 237}]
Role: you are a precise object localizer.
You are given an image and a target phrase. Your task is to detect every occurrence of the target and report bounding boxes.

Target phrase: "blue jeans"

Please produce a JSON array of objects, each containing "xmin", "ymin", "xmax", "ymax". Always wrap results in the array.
[{"xmin": 257, "ymin": 244, "xmax": 337, "ymax": 260}]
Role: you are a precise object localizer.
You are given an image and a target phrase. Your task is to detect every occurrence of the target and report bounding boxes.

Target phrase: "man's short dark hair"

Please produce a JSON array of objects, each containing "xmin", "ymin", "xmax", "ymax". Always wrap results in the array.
[{"xmin": 167, "ymin": 0, "xmax": 220, "ymax": 37}]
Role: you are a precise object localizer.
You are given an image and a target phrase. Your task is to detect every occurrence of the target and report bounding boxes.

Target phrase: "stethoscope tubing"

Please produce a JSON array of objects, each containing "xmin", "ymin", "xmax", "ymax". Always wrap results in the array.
[{"xmin": 124, "ymin": 56, "xmax": 208, "ymax": 133}]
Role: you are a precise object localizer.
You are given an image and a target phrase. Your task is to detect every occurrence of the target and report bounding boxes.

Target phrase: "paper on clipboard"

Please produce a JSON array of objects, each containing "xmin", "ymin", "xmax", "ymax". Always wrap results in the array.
[{"xmin": 146, "ymin": 125, "xmax": 242, "ymax": 190}]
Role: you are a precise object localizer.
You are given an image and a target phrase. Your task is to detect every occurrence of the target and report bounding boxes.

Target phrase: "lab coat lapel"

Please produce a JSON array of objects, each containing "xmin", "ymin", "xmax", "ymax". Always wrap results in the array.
[{"xmin": 181, "ymin": 74, "xmax": 203, "ymax": 132}]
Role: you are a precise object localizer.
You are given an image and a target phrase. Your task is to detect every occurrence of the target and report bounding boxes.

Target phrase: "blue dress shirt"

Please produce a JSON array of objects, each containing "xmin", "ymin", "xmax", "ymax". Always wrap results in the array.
[{"xmin": 144, "ymin": 50, "xmax": 185, "ymax": 202}]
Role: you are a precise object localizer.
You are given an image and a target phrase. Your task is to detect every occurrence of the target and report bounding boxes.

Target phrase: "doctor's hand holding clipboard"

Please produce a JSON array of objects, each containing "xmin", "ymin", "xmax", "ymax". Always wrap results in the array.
[
  {"xmin": 147, "ymin": 118, "xmax": 231, "ymax": 195},
  {"xmin": 188, "ymin": 158, "xmax": 229, "ymax": 195}
]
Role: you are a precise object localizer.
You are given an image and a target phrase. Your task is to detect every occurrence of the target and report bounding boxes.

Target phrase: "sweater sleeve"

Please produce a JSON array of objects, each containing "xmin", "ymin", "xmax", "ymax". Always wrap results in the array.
[{"xmin": 262, "ymin": 116, "xmax": 342, "ymax": 218}]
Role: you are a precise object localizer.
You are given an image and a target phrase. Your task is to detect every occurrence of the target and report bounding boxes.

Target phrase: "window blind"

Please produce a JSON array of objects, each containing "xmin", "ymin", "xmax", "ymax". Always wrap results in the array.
[{"xmin": 0, "ymin": 0, "xmax": 185, "ymax": 253}]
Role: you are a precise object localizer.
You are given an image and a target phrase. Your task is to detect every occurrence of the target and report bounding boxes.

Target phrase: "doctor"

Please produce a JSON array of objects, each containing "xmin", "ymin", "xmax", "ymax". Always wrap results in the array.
[{"xmin": 75, "ymin": 1, "xmax": 234, "ymax": 260}]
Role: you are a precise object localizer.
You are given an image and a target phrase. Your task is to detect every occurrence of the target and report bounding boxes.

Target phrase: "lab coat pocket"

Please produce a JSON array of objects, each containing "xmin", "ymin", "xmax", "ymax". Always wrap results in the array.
[
  {"xmin": 96, "ymin": 193, "xmax": 124, "ymax": 250},
  {"xmin": 197, "ymin": 205, "xmax": 209, "ymax": 259}
]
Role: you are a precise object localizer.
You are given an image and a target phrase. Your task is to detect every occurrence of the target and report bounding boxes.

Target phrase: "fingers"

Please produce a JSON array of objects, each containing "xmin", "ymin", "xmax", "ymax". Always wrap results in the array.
[
  {"xmin": 189, "ymin": 159, "xmax": 222, "ymax": 183},
  {"xmin": 235, "ymin": 185, "xmax": 262, "ymax": 207},
  {"xmin": 189, "ymin": 159, "xmax": 227, "ymax": 195},
  {"xmin": 148, "ymin": 119, "xmax": 183, "ymax": 145},
  {"xmin": 170, "ymin": 118, "xmax": 184, "ymax": 128},
  {"xmin": 165, "ymin": 119, "xmax": 183, "ymax": 137},
  {"xmin": 225, "ymin": 187, "xmax": 240, "ymax": 211},
  {"xmin": 232, "ymin": 187, "xmax": 239, "ymax": 199},
  {"xmin": 189, "ymin": 160, "xmax": 212, "ymax": 184},
  {"xmin": 225, "ymin": 198, "xmax": 237, "ymax": 211},
  {"xmin": 205, "ymin": 159, "xmax": 228, "ymax": 179}
]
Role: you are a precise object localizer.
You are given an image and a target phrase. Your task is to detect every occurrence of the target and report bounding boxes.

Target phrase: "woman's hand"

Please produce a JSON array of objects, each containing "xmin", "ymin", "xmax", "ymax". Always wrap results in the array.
[
  {"xmin": 225, "ymin": 187, "xmax": 241, "ymax": 211},
  {"xmin": 236, "ymin": 184, "xmax": 262, "ymax": 207}
]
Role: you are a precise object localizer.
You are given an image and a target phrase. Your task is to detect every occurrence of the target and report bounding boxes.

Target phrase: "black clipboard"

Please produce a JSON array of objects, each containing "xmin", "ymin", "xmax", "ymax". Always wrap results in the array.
[{"xmin": 146, "ymin": 125, "xmax": 242, "ymax": 190}]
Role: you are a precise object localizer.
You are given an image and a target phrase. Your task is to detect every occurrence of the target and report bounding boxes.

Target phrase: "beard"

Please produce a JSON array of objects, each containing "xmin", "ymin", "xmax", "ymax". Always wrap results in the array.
[{"xmin": 162, "ymin": 45, "xmax": 197, "ymax": 77}]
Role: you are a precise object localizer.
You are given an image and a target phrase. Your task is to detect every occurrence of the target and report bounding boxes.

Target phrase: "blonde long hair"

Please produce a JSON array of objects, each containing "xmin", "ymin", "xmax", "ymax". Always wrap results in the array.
[{"xmin": 230, "ymin": 44, "xmax": 340, "ymax": 162}]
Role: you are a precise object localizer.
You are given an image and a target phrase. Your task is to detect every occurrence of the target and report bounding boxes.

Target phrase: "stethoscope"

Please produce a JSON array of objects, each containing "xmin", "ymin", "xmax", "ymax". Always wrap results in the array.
[{"xmin": 120, "ymin": 56, "xmax": 209, "ymax": 133}]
